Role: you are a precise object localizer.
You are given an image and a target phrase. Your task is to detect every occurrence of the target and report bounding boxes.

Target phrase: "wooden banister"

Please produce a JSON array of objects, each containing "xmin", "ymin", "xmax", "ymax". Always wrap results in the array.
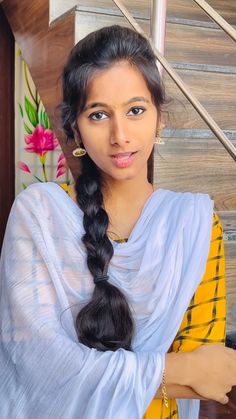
[{"xmin": 193, "ymin": 0, "xmax": 236, "ymax": 43}]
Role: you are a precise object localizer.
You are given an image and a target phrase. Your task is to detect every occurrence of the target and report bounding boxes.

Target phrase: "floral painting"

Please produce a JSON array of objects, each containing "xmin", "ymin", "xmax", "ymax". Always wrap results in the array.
[{"xmin": 16, "ymin": 54, "xmax": 71, "ymax": 191}]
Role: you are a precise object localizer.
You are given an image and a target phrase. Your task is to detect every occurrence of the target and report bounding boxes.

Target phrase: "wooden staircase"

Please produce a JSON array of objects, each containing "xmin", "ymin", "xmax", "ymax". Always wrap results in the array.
[
  {"xmin": 1, "ymin": 0, "xmax": 236, "ymax": 416},
  {"xmin": 160, "ymin": 0, "xmax": 236, "ymax": 338}
]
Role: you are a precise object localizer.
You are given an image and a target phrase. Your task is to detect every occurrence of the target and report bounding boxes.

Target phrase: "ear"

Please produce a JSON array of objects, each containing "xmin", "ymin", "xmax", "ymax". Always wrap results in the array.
[
  {"xmin": 155, "ymin": 119, "xmax": 165, "ymax": 145},
  {"xmin": 156, "ymin": 114, "xmax": 165, "ymax": 132},
  {"xmin": 71, "ymin": 122, "xmax": 81, "ymax": 142}
]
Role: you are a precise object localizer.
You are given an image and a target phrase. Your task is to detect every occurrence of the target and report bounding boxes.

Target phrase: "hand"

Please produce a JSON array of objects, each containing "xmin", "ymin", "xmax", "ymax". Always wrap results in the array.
[{"xmin": 185, "ymin": 344, "xmax": 236, "ymax": 404}]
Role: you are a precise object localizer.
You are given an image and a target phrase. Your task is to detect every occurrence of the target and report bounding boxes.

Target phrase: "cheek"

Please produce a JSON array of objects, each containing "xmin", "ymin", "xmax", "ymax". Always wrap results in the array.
[
  {"xmin": 84, "ymin": 143, "xmax": 103, "ymax": 163},
  {"xmin": 142, "ymin": 125, "xmax": 156, "ymax": 151},
  {"xmin": 78, "ymin": 118, "xmax": 107, "ymax": 146},
  {"xmin": 82, "ymin": 139, "xmax": 110, "ymax": 171}
]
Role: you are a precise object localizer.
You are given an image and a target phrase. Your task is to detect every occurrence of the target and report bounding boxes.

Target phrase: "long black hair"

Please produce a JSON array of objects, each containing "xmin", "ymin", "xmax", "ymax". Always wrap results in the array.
[{"xmin": 61, "ymin": 25, "xmax": 166, "ymax": 352}]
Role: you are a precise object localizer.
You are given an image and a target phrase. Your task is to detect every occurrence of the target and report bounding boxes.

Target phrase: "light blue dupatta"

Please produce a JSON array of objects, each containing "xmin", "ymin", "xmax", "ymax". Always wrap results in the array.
[{"xmin": 0, "ymin": 182, "xmax": 214, "ymax": 418}]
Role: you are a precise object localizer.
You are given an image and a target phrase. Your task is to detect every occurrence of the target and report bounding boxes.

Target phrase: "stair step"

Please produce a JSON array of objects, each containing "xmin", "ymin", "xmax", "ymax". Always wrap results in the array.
[
  {"xmin": 165, "ymin": 22, "xmax": 236, "ymax": 68},
  {"xmin": 51, "ymin": 0, "xmax": 236, "ymax": 25},
  {"xmin": 162, "ymin": 128, "xmax": 236, "ymax": 140},
  {"xmin": 164, "ymin": 69, "xmax": 236, "ymax": 129},
  {"xmin": 49, "ymin": 0, "xmax": 78, "ymax": 25},
  {"xmin": 225, "ymin": 251, "xmax": 236, "ymax": 332},
  {"xmin": 167, "ymin": 0, "xmax": 236, "ymax": 26},
  {"xmin": 153, "ymin": 136, "xmax": 236, "ymax": 210}
]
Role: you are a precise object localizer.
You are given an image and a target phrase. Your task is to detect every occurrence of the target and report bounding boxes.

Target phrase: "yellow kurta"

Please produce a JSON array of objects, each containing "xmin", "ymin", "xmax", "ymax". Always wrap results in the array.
[{"xmin": 144, "ymin": 211, "xmax": 226, "ymax": 418}]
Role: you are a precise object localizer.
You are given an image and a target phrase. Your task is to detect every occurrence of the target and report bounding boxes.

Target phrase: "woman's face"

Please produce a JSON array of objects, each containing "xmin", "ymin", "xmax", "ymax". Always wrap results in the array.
[{"xmin": 77, "ymin": 60, "xmax": 159, "ymax": 182}]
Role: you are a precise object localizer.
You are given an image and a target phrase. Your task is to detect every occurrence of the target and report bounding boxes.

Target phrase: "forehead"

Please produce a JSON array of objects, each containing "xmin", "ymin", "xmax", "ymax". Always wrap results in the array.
[{"xmin": 85, "ymin": 60, "xmax": 152, "ymax": 104}]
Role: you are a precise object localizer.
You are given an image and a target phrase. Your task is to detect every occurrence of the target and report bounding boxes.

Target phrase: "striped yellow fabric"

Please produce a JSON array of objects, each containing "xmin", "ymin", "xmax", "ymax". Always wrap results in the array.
[{"xmin": 144, "ymin": 211, "xmax": 226, "ymax": 418}]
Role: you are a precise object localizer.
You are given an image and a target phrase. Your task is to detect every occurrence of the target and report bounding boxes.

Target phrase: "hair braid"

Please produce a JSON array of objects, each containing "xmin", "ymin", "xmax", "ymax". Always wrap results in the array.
[
  {"xmin": 61, "ymin": 24, "xmax": 166, "ymax": 352},
  {"xmin": 75, "ymin": 154, "xmax": 135, "ymax": 351}
]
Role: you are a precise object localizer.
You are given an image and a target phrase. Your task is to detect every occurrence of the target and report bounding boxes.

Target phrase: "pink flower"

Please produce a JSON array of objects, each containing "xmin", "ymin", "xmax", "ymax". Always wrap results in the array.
[
  {"xmin": 24, "ymin": 125, "xmax": 59, "ymax": 156},
  {"xmin": 56, "ymin": 152, "xmax": 67, "ymax": 178},
  {"xmin": 17, "ymin": 161, "xmax": 31, "ymax": 173},
  {"xmin": 57, "ymin": 152, "xmax": 66, "ymax": 168},
  {"xmin": 56, "ymin": 167, "xmax": 67, "ymax": 178}
]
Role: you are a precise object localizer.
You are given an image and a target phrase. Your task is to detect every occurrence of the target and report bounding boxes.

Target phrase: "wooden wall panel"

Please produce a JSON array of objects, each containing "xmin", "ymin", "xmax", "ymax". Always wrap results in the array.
[
  {"xmin": 2, "ymin": 0, "xmax": 74, "ymax": 117},
  {"xmin": 0, "ymin": 5, "xmax": 15, "ymax": 250},
  {"xmin": 2, "ymin": 0, "xmax": 76, "ymax": 179}
]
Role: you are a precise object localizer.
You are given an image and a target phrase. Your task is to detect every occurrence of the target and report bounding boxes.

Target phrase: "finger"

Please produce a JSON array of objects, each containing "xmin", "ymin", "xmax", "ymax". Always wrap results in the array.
[
  {"xmin": 219, "ymin": 395, "xmax": 229, "ymax": 405},
  {"xmin": 225, "ymin": 347, "xmax": 236, "ymax": 355}
]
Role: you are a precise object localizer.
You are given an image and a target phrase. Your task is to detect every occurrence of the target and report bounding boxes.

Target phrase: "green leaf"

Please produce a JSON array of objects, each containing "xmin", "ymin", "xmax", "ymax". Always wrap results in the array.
[
  {"xmin": 43, "ymin": 110, "xmax": 50, "ymax": 129},
  {"xmin": 33, "ymin": 175, "xmax": 44, "ymax": 182},
  {"xmin": 47, "ymin": 113, "xmax": 52, "ymax": 129},
  {"xmin": 39, "ymin": 109, "xmax": 44, "ymax": 125},
  {"xmin": 18, "ymin": 103, "xmax": 24, "ymax": 118},
  {"xmin": 25, "ymin": 96, "xmax": 38, "ymax": 127},
  {"xmin": 41, "ymin": 110, "xmax": 46, "ymax": 128},
  {"xmin": 24, "ymin": 122, "xmax": 32, "ymax": 134},
  {"xmin": 22, "ymin": 183, "xmax": 27, "ymax": 189}
]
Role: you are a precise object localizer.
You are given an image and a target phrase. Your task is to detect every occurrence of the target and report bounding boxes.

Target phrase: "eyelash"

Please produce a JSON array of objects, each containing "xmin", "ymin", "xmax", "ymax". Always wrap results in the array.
[{"xmin": 88, "ymin": 107, "xmax": 146, "ymax": 121}]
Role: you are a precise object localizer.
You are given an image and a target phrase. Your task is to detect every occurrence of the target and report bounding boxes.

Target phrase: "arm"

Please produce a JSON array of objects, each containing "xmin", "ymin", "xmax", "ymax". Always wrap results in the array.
[{"xmin": 155, "ymin": 352, "xmax": 207, "ymax": 400}]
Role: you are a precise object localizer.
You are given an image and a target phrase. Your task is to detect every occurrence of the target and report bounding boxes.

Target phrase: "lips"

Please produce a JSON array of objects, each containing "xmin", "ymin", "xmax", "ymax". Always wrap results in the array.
[
  {"xmin": 111, "ymin": 152, "xmax": 136, "ymax": 158},
  {"xmin": 110, "ymin": 151, "xmax": 137, "ymax": 168}
]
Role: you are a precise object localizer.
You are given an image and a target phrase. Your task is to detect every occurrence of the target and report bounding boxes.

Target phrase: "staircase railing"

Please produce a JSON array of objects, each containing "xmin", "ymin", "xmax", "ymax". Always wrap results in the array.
[
  {"xmin": 113, "ymin": 0, "xmax": 236, "ymax": 162},
  {"xmin": 193, "ymin": 0, "xmax": 236, "ymax": 42}
]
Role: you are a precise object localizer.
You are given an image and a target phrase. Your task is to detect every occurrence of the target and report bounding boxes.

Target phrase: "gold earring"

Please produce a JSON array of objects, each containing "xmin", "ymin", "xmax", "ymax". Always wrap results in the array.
[
  {"xmin": 154, "ymin": 128, "xmax": 165, "ymax": 145},
  {"xmin": 72, "ymin": 138, "xmax": 87, "ymax": 157}
]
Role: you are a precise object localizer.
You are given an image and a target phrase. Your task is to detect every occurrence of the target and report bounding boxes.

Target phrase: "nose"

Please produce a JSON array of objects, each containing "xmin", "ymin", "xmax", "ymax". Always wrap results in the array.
[{"xmin": 110, "ymin": 117, "xmax": 130, "ymax": 146}]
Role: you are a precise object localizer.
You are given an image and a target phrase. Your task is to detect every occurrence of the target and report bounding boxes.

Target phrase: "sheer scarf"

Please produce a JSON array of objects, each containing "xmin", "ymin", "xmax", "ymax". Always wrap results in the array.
[{"xmin": 0, "ymin": 182, "xmax": 214, "ymax": 418}]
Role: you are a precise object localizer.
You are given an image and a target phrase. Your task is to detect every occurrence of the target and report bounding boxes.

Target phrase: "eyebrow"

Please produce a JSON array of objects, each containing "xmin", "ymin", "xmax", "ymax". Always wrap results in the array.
[{"xmin": 83, "ymin": 96, "xmax": 150, "ymax": 112}]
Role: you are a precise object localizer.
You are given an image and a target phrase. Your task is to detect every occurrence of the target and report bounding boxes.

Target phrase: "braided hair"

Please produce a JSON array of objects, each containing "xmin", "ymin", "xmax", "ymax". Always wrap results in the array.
[{"xmin": 61, "ymin": 25, "xmax": 166, "ymax": 351}]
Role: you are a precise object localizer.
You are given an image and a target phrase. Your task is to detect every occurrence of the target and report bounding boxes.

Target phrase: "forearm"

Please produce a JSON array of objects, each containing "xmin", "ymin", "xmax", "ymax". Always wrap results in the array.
[
  {"xmin": 154, "ymin": 351, "xmax": 208, "ymax": 401},
  {"xmin": 155, "ymin": 384, "xmax": 207, "ymax": 400}
]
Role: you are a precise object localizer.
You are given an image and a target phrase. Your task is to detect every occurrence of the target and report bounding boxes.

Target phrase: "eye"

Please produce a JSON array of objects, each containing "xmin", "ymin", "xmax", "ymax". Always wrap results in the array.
[
  {"xmin": 88, "ymin": 111, "xmax": 108, "ymax": 121},
  {"xmin": 128, "ymin": 107, "xmax": 146, "ymax": 116}
]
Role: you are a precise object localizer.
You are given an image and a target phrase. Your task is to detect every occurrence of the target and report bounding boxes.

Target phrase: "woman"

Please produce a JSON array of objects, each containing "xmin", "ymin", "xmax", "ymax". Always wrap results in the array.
[{"xmin": 0, "ymin": 25, "xmax": 236, "ymax": 419}]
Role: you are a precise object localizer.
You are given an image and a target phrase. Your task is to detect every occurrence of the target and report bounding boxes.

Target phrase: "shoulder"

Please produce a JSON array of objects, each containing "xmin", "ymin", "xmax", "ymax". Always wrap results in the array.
[
  {"xmin": 9, "ymin": 182, "xmax": 65, "ymax": 224},
  {"xmin": 16, "ymin": 181, "xmax": 60, "ymax": 200},
  {"xmin": 14, "ymin": 182, "xmax": 63, "ymax": 208},
  {"xmin": 155, "ymin": 188, "xmax": 214, "ymax": 221},
  {"xmin": 156, "ymin": 187, "xmax": 213, "ymax": 203}
]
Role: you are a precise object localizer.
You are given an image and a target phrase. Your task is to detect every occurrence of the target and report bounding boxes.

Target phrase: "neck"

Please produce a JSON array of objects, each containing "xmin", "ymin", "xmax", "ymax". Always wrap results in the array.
[
  {"xmin": 68, "ymin": 168, "xmax": 155, "ymax": 211},
  {"xmin": 101, "ymin": 169, "xmax": 154, "ymax": 209},
  {"xmin": 103, "ymin": 179, "xmax": 153, "ymax": 203}
]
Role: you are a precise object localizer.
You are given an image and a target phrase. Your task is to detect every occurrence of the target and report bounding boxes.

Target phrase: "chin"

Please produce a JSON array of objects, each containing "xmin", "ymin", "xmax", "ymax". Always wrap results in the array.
[
  {"xmin": 112, "ymin": 168, "xmax": 139, "ymax": 182},
  {"xmin": 100, "ymin": 166, "xmax": 135, "ymax": 181}
]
